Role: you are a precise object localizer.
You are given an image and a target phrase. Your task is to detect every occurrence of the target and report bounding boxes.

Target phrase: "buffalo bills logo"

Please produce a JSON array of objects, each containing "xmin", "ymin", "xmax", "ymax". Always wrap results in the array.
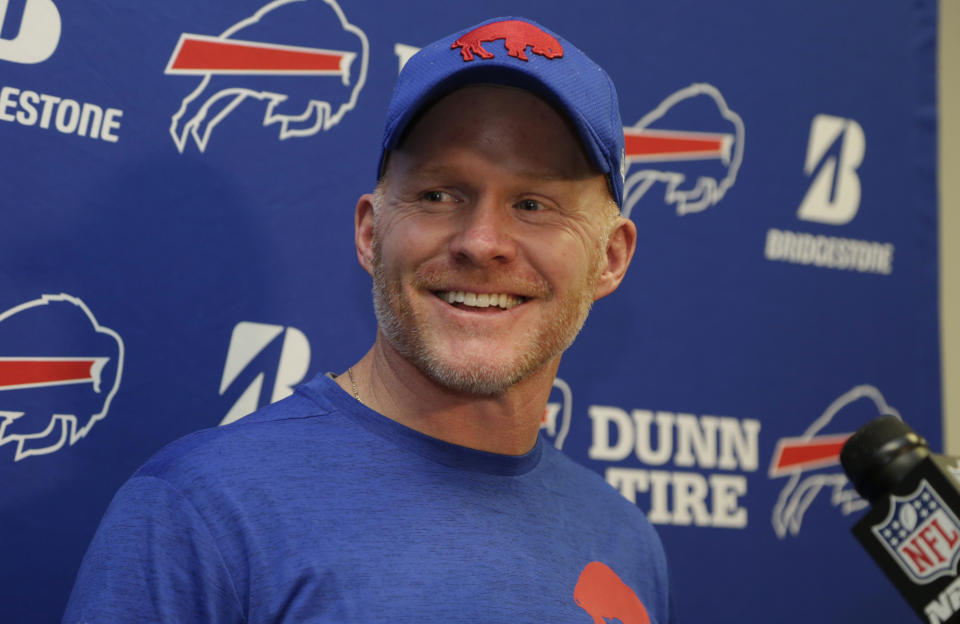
[
  {"xmin": 165, "ymin": 0, "xmax": 369, "ymax": 153},
  {"xmin": 540, "ymin": 376, "xmax": 572, "ymax": 450},
  {"xmin": 769, "ymin": 384, "xmax": 899, "ymax": 537},
  {"xmin": 0, "ymin": 294, "xmax": 124, "ymax": 461},
  {"xmin": 574, "ymin": 561, "xmax": 651, "ymax": 624},
  {"xmin": 623, "ymin": 83, "xmax": 744, "ymax": 218},
  {"xmin": 451, "ymin": 19, "xmax": 563, "ymax": 62}
]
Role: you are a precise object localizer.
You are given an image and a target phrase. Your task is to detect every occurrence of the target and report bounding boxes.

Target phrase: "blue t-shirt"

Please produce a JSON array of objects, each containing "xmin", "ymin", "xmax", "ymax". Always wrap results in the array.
[{"xmin": 64, "ymin": 373, "xmax": 672, "ymax": 623}]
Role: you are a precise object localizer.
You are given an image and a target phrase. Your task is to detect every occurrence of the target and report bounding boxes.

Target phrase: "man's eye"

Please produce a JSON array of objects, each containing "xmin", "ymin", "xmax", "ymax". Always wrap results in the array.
[
  {"xmin": 424, "ymin": 190, "xmax": 452, "ymax": 202},
  {"xmin": 516, "ymin": 199, "xmax": 542, "ymax": 212}
]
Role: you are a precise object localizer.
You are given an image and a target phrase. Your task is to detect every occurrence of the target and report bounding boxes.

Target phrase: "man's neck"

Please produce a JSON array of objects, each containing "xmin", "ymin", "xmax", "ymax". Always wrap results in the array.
[{"xmin": 336, "ymin": 334, "xmax": 557, "ymax": 456}]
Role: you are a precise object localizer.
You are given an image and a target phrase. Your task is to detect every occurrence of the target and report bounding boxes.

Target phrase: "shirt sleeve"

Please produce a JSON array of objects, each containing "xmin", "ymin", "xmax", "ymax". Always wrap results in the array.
[{"xmin": 62, "ymin": 475, "xmax": 245, "ymax": 624}]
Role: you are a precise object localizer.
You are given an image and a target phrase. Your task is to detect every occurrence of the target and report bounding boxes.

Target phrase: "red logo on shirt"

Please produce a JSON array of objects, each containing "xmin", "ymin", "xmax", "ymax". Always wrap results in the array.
[{"xmin": 574, "ymin": 561, "xmax": 651, "ymax": 624}]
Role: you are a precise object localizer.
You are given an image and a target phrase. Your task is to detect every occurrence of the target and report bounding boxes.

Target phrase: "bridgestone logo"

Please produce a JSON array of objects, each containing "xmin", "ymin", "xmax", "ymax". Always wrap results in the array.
[{"xmin": 764, "ymin": 228, "xmax": 894, "ymax": 275}]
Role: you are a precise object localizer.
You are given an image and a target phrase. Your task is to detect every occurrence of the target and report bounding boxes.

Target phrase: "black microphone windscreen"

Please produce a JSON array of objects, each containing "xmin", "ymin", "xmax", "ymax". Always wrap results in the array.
[{"xmin": 840, "ymin": 415, "xmax": 931, "ymax": 503}]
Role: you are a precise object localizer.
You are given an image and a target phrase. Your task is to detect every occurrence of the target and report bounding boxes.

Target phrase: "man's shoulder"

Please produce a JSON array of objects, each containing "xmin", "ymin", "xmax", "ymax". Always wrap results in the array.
[
  {"xmin": 539, "ymin": 443, "xmax": 647, "ymax": 523},
  {"xmin": 537, "ymin": 443, "xmax": 671, "ymax": 612},
  {"xmin": 134, "ymin": 375, "xmax": 352, "ymax": 485}
]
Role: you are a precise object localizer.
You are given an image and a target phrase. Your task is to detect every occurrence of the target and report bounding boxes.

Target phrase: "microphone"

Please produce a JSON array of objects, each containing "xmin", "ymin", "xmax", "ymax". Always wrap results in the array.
[{"xmin": 841, "ymin": 415, "xmax": 960, "ymax": 623}]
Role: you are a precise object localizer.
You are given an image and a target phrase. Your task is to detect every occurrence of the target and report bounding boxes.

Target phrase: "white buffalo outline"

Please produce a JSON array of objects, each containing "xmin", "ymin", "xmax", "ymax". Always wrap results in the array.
[
  {"xmin": 542, "ymin": 376, "xmax": 573, "ymax": 450},
  {"xmin": 770, "ymin": 384, "xmax": 900, "ymax": 538},
  {"xmin": 166, "ymin": 0, "xmax": 369, "ymax": 153},
  {"xmin": 0, "ymin": 294, "xmax": 124, "ymax": 461},
  {"xmin": 623, "ymin": 83, "xmax": 744, "ymax": 218}
]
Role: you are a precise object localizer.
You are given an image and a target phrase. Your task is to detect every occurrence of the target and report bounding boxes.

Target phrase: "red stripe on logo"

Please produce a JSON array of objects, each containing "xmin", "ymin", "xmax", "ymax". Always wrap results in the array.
[
  {"xmin": 624, "ymin": 133, "xmax": 723, "ymax": 158},
  {"xmin": 769, "ymin": 433, "xmax": 852, "ymax": 476},
  {"xmin": 0, "ymin": 359, "xmax": 100, "ymax": 390},
  {"xmin": 623, "ymin": 130, "xmax": 731, "ymax": 161},
  {"xmin": 170, "ymin": 36, "xmax": 346, "ymax": 73}
]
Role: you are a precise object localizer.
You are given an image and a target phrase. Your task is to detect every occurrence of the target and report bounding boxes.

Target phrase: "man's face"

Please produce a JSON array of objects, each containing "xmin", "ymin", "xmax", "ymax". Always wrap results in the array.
[{"xmin": 366, "ymin": 84, "xmax": 621, "ymax": 396}]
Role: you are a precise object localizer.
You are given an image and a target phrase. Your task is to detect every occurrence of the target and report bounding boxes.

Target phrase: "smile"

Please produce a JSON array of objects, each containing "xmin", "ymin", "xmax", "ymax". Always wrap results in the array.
[{"xmin": 434, "ymin": 290, "xmax": 526, "ymax": 310}]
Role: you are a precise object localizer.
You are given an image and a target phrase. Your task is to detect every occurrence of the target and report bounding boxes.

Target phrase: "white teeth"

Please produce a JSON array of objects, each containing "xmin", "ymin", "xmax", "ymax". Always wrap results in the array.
[{"xmin": 438, "ymin": 291, "xmax": 523, "ymax": 310}]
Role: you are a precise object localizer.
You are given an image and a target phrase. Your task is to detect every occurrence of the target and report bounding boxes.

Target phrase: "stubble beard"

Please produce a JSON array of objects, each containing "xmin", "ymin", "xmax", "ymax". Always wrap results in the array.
[{"xmin": 370, "ymin": 236, "xmax": 602, "ymax": 397}]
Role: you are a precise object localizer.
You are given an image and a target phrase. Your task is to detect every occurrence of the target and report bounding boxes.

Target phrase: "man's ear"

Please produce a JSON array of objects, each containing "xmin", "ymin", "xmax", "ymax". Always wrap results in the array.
[
  {"xmin": 355, "ymin": 193, "xmax": 376, "ymax": 277},
  {"xmin": 593, "ymin": 216, "xmax": 637, "ymax": 301}
]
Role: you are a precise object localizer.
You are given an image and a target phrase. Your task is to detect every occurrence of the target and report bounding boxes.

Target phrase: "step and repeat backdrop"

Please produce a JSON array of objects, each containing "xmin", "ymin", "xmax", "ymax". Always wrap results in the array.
[{"xmin": 1, "ymin": 1, "xmax": 940, "ymax": 622}]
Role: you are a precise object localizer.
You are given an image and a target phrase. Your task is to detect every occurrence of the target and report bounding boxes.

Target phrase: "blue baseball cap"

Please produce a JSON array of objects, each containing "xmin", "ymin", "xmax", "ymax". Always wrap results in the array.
[{"xmin": 379, "ymin": 16, "xmax": 626, "ymax": 208}]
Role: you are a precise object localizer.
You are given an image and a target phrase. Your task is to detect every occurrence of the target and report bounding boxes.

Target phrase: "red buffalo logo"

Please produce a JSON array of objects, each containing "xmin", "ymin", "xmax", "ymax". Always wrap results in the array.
[
  {"xmin": 574, "ymin": 561, "xmax": 651, "ymax": 624},
  {"xmin": 451, "ymin": 19, "xmax": 563, "ymax": 62}
]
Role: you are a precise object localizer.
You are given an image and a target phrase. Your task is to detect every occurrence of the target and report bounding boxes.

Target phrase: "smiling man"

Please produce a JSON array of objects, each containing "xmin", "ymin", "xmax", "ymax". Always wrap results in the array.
[
  {"xmin": 65, "ymin": 17, "xmax": 672, "ymax": 624},
  {"xmin": 348, "ymin": 82, "xmax": 631, "ymax": 456}
]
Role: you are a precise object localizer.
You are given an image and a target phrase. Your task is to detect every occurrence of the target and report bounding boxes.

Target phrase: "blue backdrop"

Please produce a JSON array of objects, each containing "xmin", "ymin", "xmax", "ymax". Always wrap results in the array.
[{"xmin": 0, "ymin": 1, "xmax": 940, "ymax": 622}]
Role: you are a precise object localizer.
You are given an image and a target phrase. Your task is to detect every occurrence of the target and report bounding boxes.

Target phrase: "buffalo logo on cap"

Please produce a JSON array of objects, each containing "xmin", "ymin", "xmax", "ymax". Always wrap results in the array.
[{"xmin": 451, "ymin": 19, "xmax": 563, "ymax": 62}]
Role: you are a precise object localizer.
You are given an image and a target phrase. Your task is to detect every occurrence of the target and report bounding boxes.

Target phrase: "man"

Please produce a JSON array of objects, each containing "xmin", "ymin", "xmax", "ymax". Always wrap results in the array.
[{"xmin": 64, "ymin": 17, "xmax": 672, "ymax": 623}]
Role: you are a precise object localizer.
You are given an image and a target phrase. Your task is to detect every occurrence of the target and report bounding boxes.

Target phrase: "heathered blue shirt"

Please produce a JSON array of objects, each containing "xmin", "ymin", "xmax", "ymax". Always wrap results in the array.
[{"xmin": 64, "ymin": 373, "xmax": 671, "ymax": 623}]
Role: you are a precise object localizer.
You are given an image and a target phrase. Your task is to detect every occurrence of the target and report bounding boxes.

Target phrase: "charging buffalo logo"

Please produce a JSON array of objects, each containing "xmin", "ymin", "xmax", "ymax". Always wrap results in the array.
[
  {"xmin": 0, "ymin": 294, "xmax": 124, "ymax": 461},
  {"xmin": 769, "ymin": 384, "xmax": 899, "ymax": 538},
  {"xmin": 872, "ymin": 480, "xmax": 960, "ymax": 585},
  {"xmin": 451, "ymin": 19, "xmax": 563, "ymax": 62},
  {"xmin": 574, "ymin": 561, "xmax": 650, "ymax": 624},
  {"xmin": 164, "ymin": 0, "xmax": 368, "ymax": 153},
  {"xmin": 622, "ymin": 83, "xmax": 744, "ymax": 219}
]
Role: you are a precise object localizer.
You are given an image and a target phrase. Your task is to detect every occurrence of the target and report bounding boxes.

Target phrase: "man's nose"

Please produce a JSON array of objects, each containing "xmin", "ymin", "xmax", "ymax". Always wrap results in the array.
[{"xmin": 448, "ymin": 197, "xmax": 518, "ymax": 266}]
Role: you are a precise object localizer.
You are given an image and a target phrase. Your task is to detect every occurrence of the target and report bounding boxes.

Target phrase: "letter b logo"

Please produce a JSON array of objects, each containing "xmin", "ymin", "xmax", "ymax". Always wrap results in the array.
[
  {"xmin": 0, "ymin": 0, "xmax": 61, "ymax": 64},
  {"xmin": 218, "ymin": 322, "xmax": 311, "ymax": 426},
  {"xmin": 797, "ymin": 114, "xmax": 865, "ymax": 225}
]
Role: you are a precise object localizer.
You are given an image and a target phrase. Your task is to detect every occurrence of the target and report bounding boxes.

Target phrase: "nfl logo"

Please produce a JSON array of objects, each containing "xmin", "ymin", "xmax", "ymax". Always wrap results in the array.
[{"xmin": 872, "ymin": 480, "xmax": 960, "ymax": 585}]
